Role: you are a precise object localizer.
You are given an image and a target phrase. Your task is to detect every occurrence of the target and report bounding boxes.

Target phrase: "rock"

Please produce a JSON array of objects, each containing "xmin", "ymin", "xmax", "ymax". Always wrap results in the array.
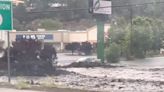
[
  {"xmin": 95, "ymin": 84, "xmax": 100, "ymax": 88},
  {"xmin": 111, "ymin": 84, "xmax": 115, "ymax": 87},
  {"xmin": 118, "ymin": 86, "xmax": 124, "ymax": 89},
  {"xmin": 118, "ymin": 79, "xmax": 123, "ymax": 82},
  {"xmin": 101, "ymin": 82, "xmax": 108, "ymax": 86},
  {"xmin": 63, "ymin": 58, "xmax": 103, "ymax": 68},
  {"xmin": 111, "ymin": 79, "xmax": 116, "ymax": 82},
  {"xmin": 93, "ymin": 76, "xmax": 98, "ymax": 78},
  {"xmin": 104, "ymin": 75, "xmax": 108, "ymax": 78},
  {"xmin": 76, "ymin": 57, "xmax": 96, "ymax": 62}
]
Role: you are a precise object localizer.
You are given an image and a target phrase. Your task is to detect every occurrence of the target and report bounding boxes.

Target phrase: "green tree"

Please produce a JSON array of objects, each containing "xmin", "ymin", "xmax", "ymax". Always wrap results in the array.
[
  {"xmin": 107, "ymin": 16, "xmax": 164, "ymax": 60},
  {"xmin": 39, "ymin": 19, "xmax": 63, "ymax": 30},
  {"xmin": 131, "ymin": 17, "xmax": 154, "ymax": 58},
  {"xmin": 13, "ymin": 3, "xmax": 28, "ymax": 23},
  {"xmin": 25, "ymin": 19, "xmax": 63, "ymax": 31},
  {"xmin": 13, "ymin": 18, "xmax": 25, "ymax": 31},
  {"xmin": 108, "ymin": 17, "xmax": 128, "ymax": 57},
  {"xmin": 105, "ymin": 43, "xmax": 121, "ymax": 63}
]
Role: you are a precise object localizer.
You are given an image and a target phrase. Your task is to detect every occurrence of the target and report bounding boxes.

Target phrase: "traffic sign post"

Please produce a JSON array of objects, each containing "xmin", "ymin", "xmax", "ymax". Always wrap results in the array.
[
  {"xmin": 0, "ymin": 0, "xmax": 12, "ymax": 30},
  {"xmin": 89, "ymin": 0, "xmax": 111, "ymax": 62},
  {"xmin": 96, "ymin": 16, "xmax": 105, "ymax": 62},
  {"xmin": 0, "ymin": 0, "xmax": 13, "ymax": 83}
]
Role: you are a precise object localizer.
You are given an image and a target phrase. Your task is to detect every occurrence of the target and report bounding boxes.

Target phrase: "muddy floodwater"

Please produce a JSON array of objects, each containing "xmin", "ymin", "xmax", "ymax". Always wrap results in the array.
[
  {"xmin": 52, "ymin": 57, "xmax": 164, "ymax": 91},
  {"xmin": 1, "ymin": 57, "xmax": 164, "ymax": 92}
]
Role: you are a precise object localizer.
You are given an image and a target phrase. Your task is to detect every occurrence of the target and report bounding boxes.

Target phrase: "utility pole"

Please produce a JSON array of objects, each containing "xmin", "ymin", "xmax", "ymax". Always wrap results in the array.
[
  {"xmin": 0, "ymin": 0, "xmax": 13, "ymax": 83},
  {"xmin": 8, "ymin": 1, "xmax": 13, "ymax": 83},
  {"xmin": 7, "ymin": 31, "xmax": 11, "ymax": 83},
  {"xmin": 89, "ymin": 0, "xmax": 111, "ymax": 63}
]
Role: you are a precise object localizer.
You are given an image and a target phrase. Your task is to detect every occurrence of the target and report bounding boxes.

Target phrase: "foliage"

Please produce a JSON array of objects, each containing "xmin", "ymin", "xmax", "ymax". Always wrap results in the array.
[
  {"xmin": 9, "ymin": 39, "xmax": 56, "ymax": 75},
  {"xmin": 41, "ymin": 77, "xmax": 57, "ymax": 88},
  {"xmin": 12, "ymin": 0, "xmax": 91, "ymax": 31},
  {"xmin": 39, "ymin": 19, "xmax": 63, "ymax": 30},
  {"xmin": 112, "ymin": 0, "xmax": 164, "ymax": 20},
  {"xmin": 25, "ymin": 19, "xmax": 63, "ymax": 31},
  {"xmin": 15, "ymin": 81, "xmax": 31, "ymax": 89},
  {"xmin": 13, "ymin": 18, "xmax": 25, "ymax": 31},
  {"xmin": 131, "ymin": 17, "xmax": 154, "ymax": 58},
  {"xmin": 13, "ymin": 4, "xmax": 28, "ymax": 23},
  {"xmin": 108, "ymin": 17, "xmax": 129, "ymax": 57},
  {"xmin": 105, "ymin": 43, "xmax": 121, "ymax": 63},
  {"xmin": 107, "ymin": 16, "xmax": 164, "ymax": 61},
  {"xmin": 12, "ymin": 0, "xmax": 164, "ymax": 31},
  {"xmin": 13, "ymin": 0, "xmax": 90, "ymax": 22}
]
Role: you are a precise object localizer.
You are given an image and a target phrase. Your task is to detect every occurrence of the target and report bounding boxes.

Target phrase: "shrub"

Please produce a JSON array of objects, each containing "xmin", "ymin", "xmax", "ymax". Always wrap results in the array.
[
  {"xmin": 40, "ymin": 77, "xmax": 57, "ymax": 88},
  {"xmin": 105, "ymin": 43, "xmax": 121, "ymax": 63},
  {"xmin": 15, "ymin": 81, "xmax": 31, "ymax": 89},
  {"xmin": 146, "ymin": 50, "xmax": 160, "ymax": 57}
]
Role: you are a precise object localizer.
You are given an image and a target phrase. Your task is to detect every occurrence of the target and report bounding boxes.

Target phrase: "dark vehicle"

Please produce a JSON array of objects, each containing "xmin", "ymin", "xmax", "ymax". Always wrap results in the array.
[{"xmin": 65, "ymin": 41, "xmax": 93, "ymax": 55}]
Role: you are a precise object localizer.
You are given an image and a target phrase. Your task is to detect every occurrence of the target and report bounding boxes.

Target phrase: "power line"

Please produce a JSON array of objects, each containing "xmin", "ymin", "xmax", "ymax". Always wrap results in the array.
[
  {"xmin": 28, "ymin": 1, "xmax": 164, "ymax": 13},
  {"xmin": 104, "ymin": 1, "xmax": 164, "ymax": 8}
]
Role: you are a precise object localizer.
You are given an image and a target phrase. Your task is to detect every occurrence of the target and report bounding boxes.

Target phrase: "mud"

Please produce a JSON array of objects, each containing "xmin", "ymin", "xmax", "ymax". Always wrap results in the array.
[{"xmin": 1, "ymin": 57, "xmax": 164, "ymax": 91}]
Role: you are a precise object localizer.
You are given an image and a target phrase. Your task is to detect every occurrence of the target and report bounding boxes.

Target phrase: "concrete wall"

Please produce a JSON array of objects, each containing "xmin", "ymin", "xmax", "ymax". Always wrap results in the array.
[
  {"xmin": 69, "ymin": 31, "xmax": 87, "ymax": 42},
  {"xmin": 87, "ymin": 24, "xmax": 110, "ymax": 43},
  {"xmin": 9, "ymin": 24, "xmax": 110, "ymax": 43}
]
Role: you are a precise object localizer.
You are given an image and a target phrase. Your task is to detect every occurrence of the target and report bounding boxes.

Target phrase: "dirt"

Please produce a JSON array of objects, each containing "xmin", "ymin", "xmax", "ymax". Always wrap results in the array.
[
  {"xmin": 0, "ymin": 86, "xmax": 95, "ymax": 92},
  {"xmin": 0, "ymin": 82, "xmax": 96, "ymax": 92}
]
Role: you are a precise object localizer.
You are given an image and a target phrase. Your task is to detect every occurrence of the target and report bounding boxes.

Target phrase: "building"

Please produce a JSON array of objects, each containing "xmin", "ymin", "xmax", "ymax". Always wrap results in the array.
[
  {"xmin": 0, "ymin": 31, "xmax": 8, "ymax": 48},
  {"xmin": 9, "ymin": 24, "xmax": 110, "ymax": 51}
]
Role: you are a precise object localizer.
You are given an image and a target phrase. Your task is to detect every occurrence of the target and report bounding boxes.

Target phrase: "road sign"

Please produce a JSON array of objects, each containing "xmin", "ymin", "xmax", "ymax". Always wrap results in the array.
[
  {"xmin": 93, "ymin": 0, "xmax": 112, "ymax": 15},
  {"xmin": 89, "ymin": 0, "xmax": 111, "ymax": 62},
  {"xmin": 0, "ymin": 0, "xmax": 12, "ymax": 30}
]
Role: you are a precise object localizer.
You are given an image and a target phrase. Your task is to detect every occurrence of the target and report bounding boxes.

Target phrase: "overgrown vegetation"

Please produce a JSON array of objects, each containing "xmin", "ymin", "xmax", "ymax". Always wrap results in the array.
[
  {"xmin": 15, "ymin": 81, "xmax": 31, "ymax": 89},
  {"xmin": 40, "ymin": 77, "xmax": 58, "ymax": 88},
  {"xmin": 13, "ymin": 0, "xmax": 92, "ymax": 31},
  {"xmin": 106, "ymin": 17, "xmax": 164, "ymax": 61},
  {"xmin": 105, "ymin": 43, "xmax": 121, "ymax": 63}
]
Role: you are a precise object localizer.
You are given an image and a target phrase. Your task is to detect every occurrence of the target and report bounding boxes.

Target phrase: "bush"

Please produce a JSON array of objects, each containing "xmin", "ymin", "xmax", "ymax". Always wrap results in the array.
[
  {"xmin": 40, "ymin": 77, "xmax": 57, "ymax": 88},
  {"xmin": 105, "ymin": 43, "xmax": 121, "ymax": 63},
  {"xmin": 146, "ymin": 50, "xmax": 160, "ymax": 57},
  {"xmin": 15, "ymin": 81, "xmax": 31, "ymax": 89}
]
